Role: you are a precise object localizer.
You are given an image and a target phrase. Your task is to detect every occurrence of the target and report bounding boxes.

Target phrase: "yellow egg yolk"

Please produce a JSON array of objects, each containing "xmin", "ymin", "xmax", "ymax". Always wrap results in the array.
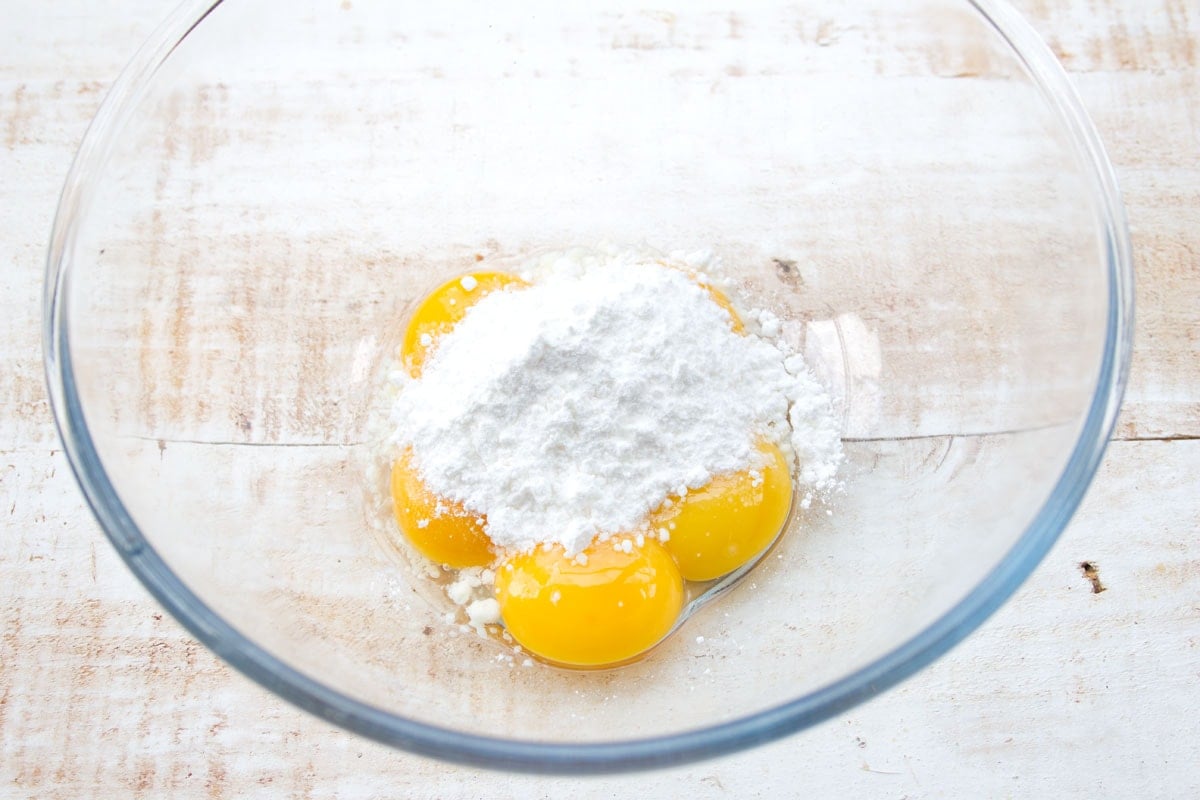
[
  {"xmin": 494, "ymin": 539, "xmax": 684, "ymax": 667},
  {"xmin": 391, "ymin": 270, "xmax": 523, "ymax": 565},
  {"xmin": 699, "ymin": 282, "xmax": 745, "ymax": 334},
  {"xmin": 401, "ymin": 271, "xmax": 527, "ymax": 377},
  {"xmin": 652, "ymin": 440, "xmax": 792, "ymax": 582},
  {"xmin": 390, "ymin": 450, "xmax": 495, "ymax": 568},
  {"xmin": 392, "ymin": 266, "xmax": 785, "ymax": 666}
]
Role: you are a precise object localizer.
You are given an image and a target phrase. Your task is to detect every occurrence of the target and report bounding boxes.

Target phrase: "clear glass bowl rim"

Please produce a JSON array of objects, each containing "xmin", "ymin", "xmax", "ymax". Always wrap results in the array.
[{"xmin": 42, "ymin": 0, "xmax": 1134, "ymax": 775}]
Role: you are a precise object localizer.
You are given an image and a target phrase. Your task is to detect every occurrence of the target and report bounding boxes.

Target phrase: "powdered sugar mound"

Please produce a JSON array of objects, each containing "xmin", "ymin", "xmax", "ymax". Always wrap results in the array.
[
  {"xmin": 390, "ymin": 251, "xmax": 841, "ymax": 555},
  {"xmin": 783, "ymin": 354, "xmax": 844, "ymax": 507}
]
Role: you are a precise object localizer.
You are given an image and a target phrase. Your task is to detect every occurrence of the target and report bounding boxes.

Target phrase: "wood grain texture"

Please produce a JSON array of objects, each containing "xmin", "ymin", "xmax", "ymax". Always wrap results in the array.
[{"xmin": 2, "ymin": 1, "xmax": 1198, "ymax": 798}]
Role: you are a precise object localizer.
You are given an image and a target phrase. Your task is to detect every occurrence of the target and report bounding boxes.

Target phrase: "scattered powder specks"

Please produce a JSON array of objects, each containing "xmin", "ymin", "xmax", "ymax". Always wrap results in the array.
[{"xmin": 466, "ymin": 598, "xmax": 501, "ymax": 628}]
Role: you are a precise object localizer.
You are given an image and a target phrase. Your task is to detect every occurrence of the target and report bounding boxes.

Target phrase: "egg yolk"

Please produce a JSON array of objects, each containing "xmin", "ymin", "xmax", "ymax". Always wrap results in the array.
[
  {"xmin": 391, "ymin": 271, "xmax": 523, "ymax": 565},
  {"xmin": 401, "ymin": 271, "xmax": 526, "ymax": 377},
  {"xmin": 652, "ymin": 440, "xmax": 792, "ymax": 582},
  {"xmin": 494, "ymin": 539, "xmax": 684, "ymax": 667},
  {"xmin": 392, "ymin": 266, "xmax": 785, "ymax": 666},
  {"xmin": 698, "ymin": 282, "xmax": 745, "ymax": 334},
  {"xmin": 390, "ymin": 450, "xmax": 495, "ymax": 568}
]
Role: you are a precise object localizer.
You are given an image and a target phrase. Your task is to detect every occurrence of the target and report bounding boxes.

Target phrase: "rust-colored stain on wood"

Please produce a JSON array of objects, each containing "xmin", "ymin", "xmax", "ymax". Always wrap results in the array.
[{"xmin": 1080, "ymin": 560, "xmax": 1107, "ymax": 594}]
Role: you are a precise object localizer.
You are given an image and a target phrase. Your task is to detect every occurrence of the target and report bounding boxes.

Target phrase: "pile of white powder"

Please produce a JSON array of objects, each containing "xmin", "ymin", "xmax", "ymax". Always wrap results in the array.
[{"xmin": 387, "ymin": 249, "xmax": 842, "ymax": 557}]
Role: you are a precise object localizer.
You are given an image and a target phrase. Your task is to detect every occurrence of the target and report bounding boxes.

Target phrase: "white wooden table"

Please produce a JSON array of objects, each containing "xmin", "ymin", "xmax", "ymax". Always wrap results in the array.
[{"xmin": 2, "ymin": 0, "xmax": 1198, "ymax": 796}]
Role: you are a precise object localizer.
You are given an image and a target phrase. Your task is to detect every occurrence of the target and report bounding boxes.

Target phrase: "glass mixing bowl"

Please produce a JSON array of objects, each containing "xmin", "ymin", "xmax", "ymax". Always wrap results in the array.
[{"xmin": 44, "ymin": 0, "xmax": 1132, "ymax": 773}]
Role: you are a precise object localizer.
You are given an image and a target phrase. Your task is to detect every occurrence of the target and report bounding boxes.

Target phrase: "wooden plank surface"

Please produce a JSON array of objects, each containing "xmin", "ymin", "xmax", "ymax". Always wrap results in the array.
[{"xmin": 2, "ymin": 0, "xmax": 1198, "ymax": 797}]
